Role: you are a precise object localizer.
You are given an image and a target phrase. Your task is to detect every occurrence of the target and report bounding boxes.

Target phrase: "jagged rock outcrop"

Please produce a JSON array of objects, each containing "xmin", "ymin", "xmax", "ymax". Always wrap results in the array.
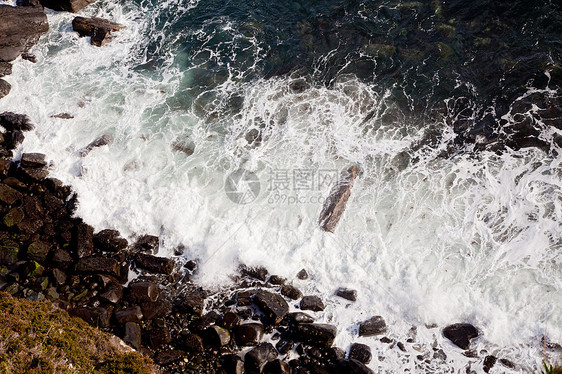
[
  {"xmin": 0, "ymin": 5, "xmax": 48, "ymax": 63},
  {"xmin": 72, "ymin": 17, "xmax": 124, "ymax": 47}
]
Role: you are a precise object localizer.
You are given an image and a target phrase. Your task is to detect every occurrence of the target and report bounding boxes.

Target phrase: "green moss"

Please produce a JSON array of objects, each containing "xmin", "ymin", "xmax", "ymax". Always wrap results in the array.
[
  {"xmin": 435, "ymin": 24, "xmax": 456, "ymax": 37},
  {"xmin": 0, "ymin": 232, "xmax": 19, "ymax": 265},
  {"xmin": 400, "ymin": 48, "xmax": 424, "ymax": 62},
  {"xmin": 475, "ymin": 37, "xmax": 491, "ymax": 47},
  {"xmin": 27, "ymin": 261, "xmax": 45, "ymax": 278},
  {"xmin": 71, "ymin": 288, "xmax": 88, "ymax": 302},
  {"xmin": 363, "ymin": 43, "xmax": 396, "ymax": 58},
  {"xmin": 396, "ymin": 2, "xmax": 423, "ymax": 9},
  {"xmin": 436, "ymin": 42, "xmax": 455, "ymax": 60},
  {"xmin": 0, "ymin": 292, "xmax": 153, "ymax": 373},
  {"xmin": 3, "ymin": 207, "xmax": 25, "ymax": 228}
]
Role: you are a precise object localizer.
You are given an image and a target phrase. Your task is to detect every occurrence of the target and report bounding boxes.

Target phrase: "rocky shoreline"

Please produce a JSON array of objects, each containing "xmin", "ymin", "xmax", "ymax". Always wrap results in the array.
[{"xmin": 0, "ymin": 1, "xmax": 560, "ymax": 374}]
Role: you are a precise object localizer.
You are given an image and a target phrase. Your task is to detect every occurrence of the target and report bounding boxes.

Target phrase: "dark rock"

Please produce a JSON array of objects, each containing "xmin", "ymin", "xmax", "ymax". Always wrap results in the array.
[
  {"xmin": 50, "ymin": 268, "xmax": 66, "ymax": 285},
  {"xmin": 221, "ymin": 354, "xmax": 244, "ymax": 374},
  {"xmin": 75, "ymin": 256, "xmax": 120, "ymax": 276},
  {"xmin": 275, "ymin": 339, "xmax": 294, "ymax": 355},
  {"xmin": 50, "ymin": 113, "xmax": 74, "ymax": 119},
  {"xmin": 184, "ymin": 259, "xmax": 197, "ymax": 271},
  {"xmin": 380, "ymin": 336, "xmax": 393, "ymax": 344},
  {"xmin": 318, "ymin": 166, "xmax": 358, "ymax": 232},
  {"xmin": 294, "ymin": 323, "xmax": 337, "ymax": 348},
  {"xmin": 218, "ymin": 311, "xmax": 241, "ymax": 329},
  {"xmin": 286, "ymin": 312, "xmax": 315, "ymax": 325},
  {"xmin": 20, "ymin": 153, "xmax": 46, "ymax": 168},
  {"xmin": 93, "ymin": 229, "xmax": 127, "ymax": 252},
  {"xmin": 51, "ymin": 248, "xmax": 73, "ymax": 268},
  {"xmin": 149, "ymin": 319, "xmax": 171, "ymax": 348},
  {"xmin": 241, "ymin": 264, "xmax": 268, "ymax": 281},
  {"xmin": 174, "ymin": 288, "xmax": 206, "ymax": 316},
  {"xmin": 483, "ymin": 355, "xmax": 497, "ymax": 373},
  {"xmin": 4, "ymin": 207, "xmax": 24, "ymax": 227},
  {"xmin": 244, "ymin": 343, "xmax": 278, "ymax": 374},
  {"xmin": 4, "ymin": 130, "xmax": 24, "ymax": 150},
  {"xmin": 206, "ymin": 325, "xmax": 231, "ymax": 347},
  {"xmin": 3, "ymin": 177, "xmax": 26, "ymax": 190},
  {"xmin": 128, "ymin": 281, "xmax": 160, "ymax": 302},
  {"xmin": 335, "ymin": 287, "xmax": 357, "ymax": 302},
  {"xmin": 233, "ymin": 323, "xmax": 264, "ymax": 346},
  {"xmin": 141, "ymin": 299, "xmax": 172, "ymax": 320},
  {"xmin": 0, "ymin": 5, "xmax": 48, "ymax": 63},
  {"xmin": 334, "ymin": 359, "xmax": 374, "ymax": 374},
  {"xmin": 72, "ymin": 17, "xmax": 124, "ymax": 47},
  {"xmin": 75, "ymin": 222, "xmax": 94, "ymax": 258},
  {"xmin": 40, "ymin": 0, "xmax": 94, "ymax": 13},
  {"xmin": 442, "ymin": 323, "xmax": 478, "ymax": 350},
  {"xmin": 296, "ymin": 268, "xmax": 308, "ymax": 280},
  {"xmin": 281, "ymin": 284, "xmax": 302, "ymax": 300},
  {"xmin": 99, "ymin": 283, "xmax": 123, "ymax": 304},
  {"xmin": 184, "ymin": 333, "xmax": 204, "ymax": 352},
  {"xmin": 0, "ymin": 112, "xmax": 34, "ymax": 132},
  {"xmin": 269, "ymin": 275, "xmax": 286, "ymax": 285},
  {"xmin": 78, "ymin": 134, "xmax": 112, "ymax": 156},
  {"xmin": 263, "ymin": 359, "xmax": 290, "ymax": 374},
  {"xmin": 20, "ymin": 167, "xmax": 48, "ymax": 181},
  {"xmin": 300, "ymin": 295, "xmax": 325, "ymax": 312},
  {"xmin": 134, "ymin": 234, "xmax": 159, "ymax": 252},
  {"xmin": 70, "ymin": 306, "xmax": 112, "ymax": 328},
  {"xmin": 397, "ymin": 341, "xmax": 406, "ymax": 352},
  {"xmin": 253, "ymin": 290, "xmax": 289, "ymax": 324},
  {"xmin": 20, "ymin": 53, "xmax": 37, "ymax": 63},
  {"xmin": 236, "ymin": 290, "xmax": 253, "ymax": 306},
  {"xmin": 358, "ymin": 316, "xmax": 387, "ymax": 337},
  {"xmin": 123, "ymin": 322, "xmax": 141, "ymax": 349},
  {"xmin": 115, "ymin": 306, "xmax": 143, "ymax": 324},
  {"xmin": 499, "ymin": 358, "xmax": 515, "ymax": 369},
  {"xmin": 133, "ymin": 252, "xmax": 174, "ymax": 274},
  {"xmin": 327, "ymin": 347, "xmax": 346, "ymax": 361},
  {"xmin": 26, "ymin": 241, "xmax": 50, "ymax": 262},
  {"xmin": 349, "ymin": 343, "xmax": 371, "ymax": 364},
  {"xmin": 0, "ymin": 183, "xmax": 23, "ymax": 204},
  {"xmin": 0, "ymin": 62, "xmax": 11, "ymax": 77},
  {"xmin": 154, "ymin": 350, "xmax": 186, "ymax": 366},
  {"xmin": 433, "ymin": 348, "xmax": 447, "ymax": 361}
]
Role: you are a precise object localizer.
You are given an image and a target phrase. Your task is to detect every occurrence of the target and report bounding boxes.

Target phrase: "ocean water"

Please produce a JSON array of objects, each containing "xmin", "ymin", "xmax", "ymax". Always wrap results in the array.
[{"xmin": 1, "ymin": 0, "xmax": 561, "ymax": 371}]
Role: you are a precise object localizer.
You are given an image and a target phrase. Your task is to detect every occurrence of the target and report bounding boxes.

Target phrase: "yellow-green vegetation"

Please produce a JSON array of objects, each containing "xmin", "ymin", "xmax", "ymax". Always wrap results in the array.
[
  {"xmin": 0, "ymin": 292, "xmax": 153, "ymax": 374},
  {"xmin": 541, "ymin": 361, "xmax": 562, "ymax": 374}
]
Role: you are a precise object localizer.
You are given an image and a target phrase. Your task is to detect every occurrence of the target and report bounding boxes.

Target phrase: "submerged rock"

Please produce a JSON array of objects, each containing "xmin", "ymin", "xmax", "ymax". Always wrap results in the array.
[
  {"xmin": 78, "ymin": 134, "xmax": 112, "ymax": 156},
  {"xmin": 72, "ymin": 17, "xmax": 124, "ymax": 47},
  {"xmin": 318, "ymin": 165, "xmax": 359, "ymax": 232}
]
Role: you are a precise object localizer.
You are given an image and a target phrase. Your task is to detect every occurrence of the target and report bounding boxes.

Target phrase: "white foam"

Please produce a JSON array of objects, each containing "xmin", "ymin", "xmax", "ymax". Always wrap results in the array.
[{"xmin": 0, "ymin": 2, "xmax": 560, "ymax": 372}]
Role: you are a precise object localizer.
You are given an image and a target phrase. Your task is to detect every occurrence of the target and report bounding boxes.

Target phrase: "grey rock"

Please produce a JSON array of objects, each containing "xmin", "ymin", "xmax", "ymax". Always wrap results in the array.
[
  {"xmin": 318, "ymin": 165, "xmax": 359, "ymax": 232},
  {"xmin": 0, "ymin": 79, "xmax": 10, "ymax": 99},
  {"xmin": 0, "ymin": 5, "xmax": 48, "ymax": 62},
  {"xmin": 358, "ymin": 316, "xmax": 387, "ymax": 337},
  {"xmin": 123, "ymin": 322, "xmax": 141, "ymax": 349}
]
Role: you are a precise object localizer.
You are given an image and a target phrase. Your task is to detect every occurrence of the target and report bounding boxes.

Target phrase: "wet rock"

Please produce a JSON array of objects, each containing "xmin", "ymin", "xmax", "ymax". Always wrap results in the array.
[
  {"xmin": 334, "ymin": 359, "xmax": 374, "ymax": 374},
  {"xmin": 433, "ymin": 348, "xmax": 447, "ymax": 361},
  {"xmin": 51, "ymin": 248, "xmax": 73, "ymax": 268},
  {"xmin": 123, "ymin": 322, "xmax": 141, "ymax": 349},
  {"xmin": 183, "ymin": 332, "xmax": 204, "ymax": 352},
  {"xmin": 483, "ymin": 355, "xmax": 497, "ymax": 373},
  {"xmin": 349, "ymin": 343, "xmax": 371, "ymax": 364},
  {"xmin": 75, "ymin": 256, "xmax": 120, "ymax": 276},
  {"xmin": 149, "ymin": 319, "xmax": 171, "ymax": 348},
  {"xmin": 78, "ymin": 134, "xmax": 112, "ymax": 157},
  {"xmin": 72, "ymin": 17, "xmax": 124, "ymax": 47},
  {"xmin": 286, "ymin": 312, "xmax": 315, "ymax": 325},
  {"xmin": 499, "ymin": 358, "xmax": 515, "ymax": 369},
  {"xmin": 0, "ymin": 62, "xmax": 11, "ymax": 78},
  {"xmin": 134, "ymin": 234, "xmax": 159, "ymax": 252},
  {"xmin": 184, "ymin": 259, "xmax": 197, "ymax": 271},
  {"xmin": 141, "ymin": 299, "xmax": 172, "ymax": 320},
  {"xmin": 70, "ymin": 306, "xmax": 112, "ymax": 328},
  {"xmin": 244, "ymin": 343, "xmax": 278, "ymax": 374},
  {"xmin": 0, "ymin": 79, "xmax": 10, "ymax": 99},
  {"xmin": 294, "ymin": 323, "xmax": 337, "ymax": 348},
  {"xmin": 253, "ymin": 290, "xmax": 289, "ymax": 324},
  {"xmin": 0, "ymin": 112, "xmax": 34, "ymax": 132},
  {"xmin": 99, "ymin": 283, "xmax": 123, "ymax": 304},
  {"xmin": 335, "ymin": 287, "xmax": 357, "ymax": 302},
  {"xmin": 236, "ymin": 290, "xmax": 253, "ymax": 306},
  {"xmin": 20, "ymin": 167, "xmax": 48, "ymax": 181},
  {"xmin": 115, "ymin": 306, "xmax": 143, "ymax": 324},
  {"xmin": 93, "ymin": 229, "xmax": 128, "ymax": 252},
  {"xmin": 174, "ymin": 288, "xmax": 206, "ymax": 316},
  {"xmin": 154, "ymin": 350, "xmax": 186, "ymax": 366},
  {"xmin": 218, "ymin": 311, "xmax": 241, "ymax": 329},
  {"xmin": 20, "ymin": 153, "xmax": 46, "ymax": 168},
  {"xmin": 275, "ymin": 339, "xmax": 294, "ymax": 355},
  {"xmin": 442, "ymin": 323, "xmax": 478, "ymax": 350},
  {"xmin": 26, "ymin": 241, "xmax": 50, "ymax": 262},
  {"xmin": 221, "ymin": 354, "xmax": 244, "ymax": 374},
  {"xmin": 50, "ymin": 268, "xmax": 66, "ymax": 285},
  {"xmin": 241, "ymin": 265, "xmax": 268, "ymax": 281},
  {"xmin": 4, "ymin": 207, "xmax": 24, "ymax": 227},
  {"xmin": 318, "ymin": 165, "xmax": 358, "ymax": 232},
  {"xmin": 300, "ymin": 295, "xmax": 325, "ymax": 312},
  {"xmin": 0, "ymin": 5, "xmax": 48, "ymax": 63},
  {"xmin": 128, "ymin": 281, "xmax": 160, "ymax": 303},
  {"xmin": 358, "ymin": 316, "xmax": 387, "ymax": 337},
  {"xmin": 296, "ymin": 268, "xmax": 308, "ymax": 280},
  {"xmin": 3, "ymin": 177, "xmax": 26, "ymax": 191},
  {"xmin": 171, "ymin": 139, "xmax": 195, "ymax": 156},
  {"xmin": 269, "ymin": 275, "xmax": 286, "ymax": 285},
  {"xmin": 263, "ymin": 359, "xmax": 290, "ymax": 374},
  {"xmin": 233, "ymin": 323, "xmax": 264, "ymax": 346},
  {"xmin": 281, "ymin": 284, "xmax": 302, "ymax": 300},
  {"xmin": 327, "ymin": 347, "xmax": 346, "ymax": 361},
  {"xmin": 0, "ymin": 184, "xmax": 22, "ymax": 205},
  {"xmin": 133, "ymin": 252, "xmax": 174, "ymax": 274},
  {"xmin": 75, "ymin": 222, "xmax": 94, "ymax": 258},
  {"xmin": 50, "ymin": 113, "xmax": 74, "ymax": 119},
  {"xmin": 206, "ymin": 325, "xmax": 231, "ymax": 347}
]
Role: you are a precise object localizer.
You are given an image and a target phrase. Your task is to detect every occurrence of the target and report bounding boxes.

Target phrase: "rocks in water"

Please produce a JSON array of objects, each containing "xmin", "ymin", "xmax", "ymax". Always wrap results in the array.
[
  {"xmin": 300, "ymin": 295, "xmax": 325, "ymax": 312},
  {"xmin": 123, "ymin": 322, "xmax": 141, "ymax": 349},
  {"xmin": 333, "ymin": 359, "xmax": 374, "ymax": 374},
  {"xmin": 0, "ymin": 79, "xmax": 10, "ymax": 99},
  {"xmin": 0, "ymin": 112, "xmax": 34, "ymax": 132},
  {"xmin": 78, "ymin": 134, "xmax": 112, "ymax": 156},
  {"xmin": 72, "ymin": 17, "xmax": 124, "ymax": 47},
  {"xmin": 0, "ymin": 5, "xmax": 49, "ymax": 63},
  {"xmin": 286, "ymin": 312, "xmax": 315, "ymax": 325},
  {"xmin": 349, "ymin": 343, "xmax": 372, "ymax": 364},
  {"xmin": 296, "ymin": 268, "xmax": 308, "ymax": 280},
  {"xmin": 358, "ymin": 316, "xmax": 387, "ymax": 337},
  {"xmin": 21, "ymin": 53, "xmax": 37, "ymax": 63},
  {"xmin": 20, "ymin": 153, "xmax": 47, "ymax": 168},
  {"xmin": 174, "ymin": 288, "xmax": 206, "ymax": 316},
  {"xmin": 93, "ymin": 229, "xmax": 128, "ymax": 252},
  {"xmin": 483, "ymin": 355, "xmax": 497, "ymax": 373},
  {"xmin": 335, "ymin": 287, "xmax": 357, "ymax": 302},
  {"xmin": 50, "ymin": 113, "xmax": 74, "ymax": 119},
  {"xmin": 133, "ymin": 252, "xmax": 174, "ymax": 274},
  {"xmin": 499, "ymin": 358, "xmax": 515, "ymax": 369},
  {"xmin": 184, "ymin": 333, "xmax": 204, "ymax": 353},
  {"xmin": 318, "ymin": 165, "xmax": 359, "ymax": 232},
  {"xmin": 141, "ymin": 299, "xmax": 172, "ymax": 320},
  {"xmin": 253, "ymin": 290, "xmax": 289, "ymax": 324},
  {"xmin": 218, "ymin": 311, "xmax": 241, "ymax": 329},
  {"xmin": 221, "ymin": 354, "xmax": 244, "ymax": 374},
  {"xmin": 442, "ymin": 323, "xmax": 478, "ymax": 350},
  {"xmin": 294, "ymin": 323, "xmax": 337, "ymax": 348},
  {"xmin": 240, "ymin": 264, "xmax": 268, "ymax": 281},
  {"xmin": 40, "ymin": 0, "xmax": 94, "ymax": 13},
  {"xmin": 280, "ymin": 284, "xmax": 302, "ymax": 300},
  {"xmin": 263, "ymin": 359, "xmax": 290, "ymax": 374},
  {"xmin": 0, "ymin": 62, "xmax": 12, "ymax": 77},
  {"xmin": 206, "ymin": 325, "xmax": 231, "ymax": 347},
  {"xmin": 244, "ymin": 343, "xmax": 278, "ymax": 374},
  {"xmin": 233, "ymin": 323, "xmax": 264, "ymax": 346},
  {"xmin": 135, "ymin": 234, "xmax": 159, "ymax": 252},
  {"xmin": 171, "ymin": 139, "xmax": 195, "ymax": 156},
  {"xmin": 269, "ymin": 275, "xmax": 286, "ymax": 285}
]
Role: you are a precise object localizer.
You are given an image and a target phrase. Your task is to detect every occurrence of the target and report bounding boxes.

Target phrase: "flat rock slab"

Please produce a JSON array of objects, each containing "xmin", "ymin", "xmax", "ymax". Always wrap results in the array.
[
  {"xmin": 72, "ymin": 17, "xmax": 124, "ymax": 47},
  {"xmin": 443, "ymin": 323, "xmax": 478, "ymax": 350},
  {"xmin": 318, "ymin": 165, "xmax": 358, "ymax": 232},
  {"xmin": 0, "ymin": 5, "xmax": 49, "ymax": 62}
]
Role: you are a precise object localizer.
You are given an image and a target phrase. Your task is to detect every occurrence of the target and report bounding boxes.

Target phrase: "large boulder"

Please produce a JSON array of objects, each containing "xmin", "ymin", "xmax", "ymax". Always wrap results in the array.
[
  {"xmin": 72, "ymin": 17, "xmax": 124, "ymax": 47},
  {"xmin": 318, "ymin": 165, "xmax": 358, "ymax": 232},
  {"xmin": 0, "ymin": 5, "xmax": 48, "ymax": 62},
  {"xmin": 443, "ymin": 323, "xmax": 478, "ymax": 350}
]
